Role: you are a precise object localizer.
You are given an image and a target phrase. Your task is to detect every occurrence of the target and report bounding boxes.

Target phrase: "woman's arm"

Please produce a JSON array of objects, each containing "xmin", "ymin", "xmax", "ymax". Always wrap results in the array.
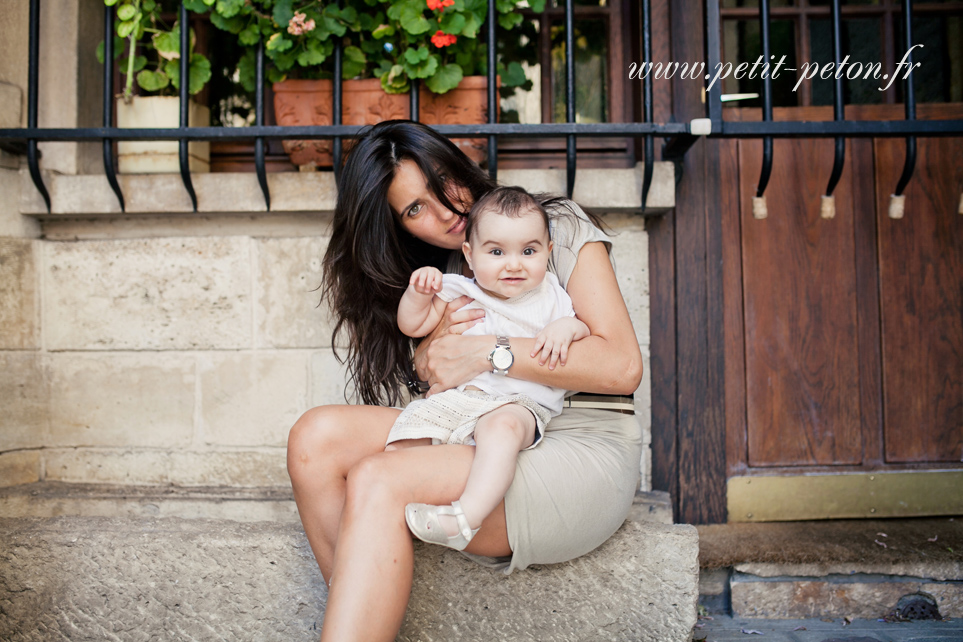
[{"xmin": 421, "ymin": 242, "xmax": 643, "ymax": 396}]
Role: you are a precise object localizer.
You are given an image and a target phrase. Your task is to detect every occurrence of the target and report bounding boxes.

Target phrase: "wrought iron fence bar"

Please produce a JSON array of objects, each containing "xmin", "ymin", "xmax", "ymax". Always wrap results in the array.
[
  {"xmin": 894, "ymin": 0, "xmax": 917, "ymax": 197},
  {"xmin": 27, "ymin": 0, "xmax": 50, "ymax": 213},
  {"xmin": 565, "ymin": 0, "xmax": 576, "ymax": 199},
  {"xmin": 333, "ymin": 29, "xmax": 343, "ymax": 185},
  {"xmin": 641, "ymin": 0, "xmax": 654, "ymax": 213},
  {"xmin": 487, "ymin": 0, "xmax": 497, "ymax": 181},
  {"xmin": 756, "ymin": 0, "xmax": 774, "ymax": 200},
  {"xmin": 102, "ymin": 2, "xmax": 125, "ymax": 212},
  {"xmin": 825, "ymin": 0, "xmax": 846, "ymax": 199},
  {"xmin": 410, "ymin": 79, "xmax": 420, "ymax": 122},
  {"xmin": 178, "ymin": 2, "xmax": 198, "ymax": 212},
  {"xmin": 704, "ymin": 0, "xmax": 723, "ymax": 126},
  {"xmin": 255, "ymin": 39, "xmax": 270, "ymax": 210},
  {"xmin": 8, "ymin": 119, "xmax": 963, "ymax": 142}
]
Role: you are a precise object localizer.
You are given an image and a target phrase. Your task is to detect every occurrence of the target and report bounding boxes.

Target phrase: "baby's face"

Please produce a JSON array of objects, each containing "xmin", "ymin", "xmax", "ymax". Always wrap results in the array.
[{"xmin": 462, "ymin": 208, "xmax": 552, "ymax": 300}]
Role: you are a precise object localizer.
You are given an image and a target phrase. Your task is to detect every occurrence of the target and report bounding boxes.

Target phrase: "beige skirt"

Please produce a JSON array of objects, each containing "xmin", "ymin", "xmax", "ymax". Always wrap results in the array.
[{"xmin": 463, "ymin": 406, "xmax": 642, "ymax": 574}]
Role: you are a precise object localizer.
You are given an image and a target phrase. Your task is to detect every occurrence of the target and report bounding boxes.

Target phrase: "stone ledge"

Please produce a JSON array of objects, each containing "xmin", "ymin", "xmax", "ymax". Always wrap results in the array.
[
  {"xmin": 0, "ymin": 516, "xmax": 698, "ymax": 642},
  {"xmin": 19, "ymin": 164, "xmax": 675, "ymax": 217}
]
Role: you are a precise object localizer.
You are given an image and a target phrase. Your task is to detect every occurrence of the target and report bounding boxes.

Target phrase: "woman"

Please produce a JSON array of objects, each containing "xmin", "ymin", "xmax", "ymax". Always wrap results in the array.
[{"xmin": 287, "ymin": 120, "xmax": 643, "ymax": 641}]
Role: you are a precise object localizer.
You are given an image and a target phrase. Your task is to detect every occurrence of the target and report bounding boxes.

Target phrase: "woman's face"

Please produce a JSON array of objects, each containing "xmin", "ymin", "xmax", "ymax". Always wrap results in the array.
[{"xmin": 387, "ymin": 159, "xmax": 471, "ymax": 251}]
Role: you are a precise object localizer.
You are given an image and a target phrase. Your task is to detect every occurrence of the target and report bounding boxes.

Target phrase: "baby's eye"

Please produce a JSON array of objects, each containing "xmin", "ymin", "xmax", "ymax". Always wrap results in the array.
[
  {"xmin": 490, "ymin": 249, "xmax": 503, "ymax": 256},
  {"xmin": 523, "ymin": 248, "xmax": 535, "ymax": 256}
]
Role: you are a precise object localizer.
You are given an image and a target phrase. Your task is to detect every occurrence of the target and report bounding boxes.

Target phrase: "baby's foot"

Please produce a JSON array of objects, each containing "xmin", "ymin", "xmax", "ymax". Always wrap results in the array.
[{"xmin": 405, "ymin": 501, "xmax": 480, "ymax": 552}]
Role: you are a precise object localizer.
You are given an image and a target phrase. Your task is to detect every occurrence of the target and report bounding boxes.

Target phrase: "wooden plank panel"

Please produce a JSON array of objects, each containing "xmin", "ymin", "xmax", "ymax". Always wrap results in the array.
[
  {"xmin": 851, "ymin": 138, "xmax": 885, "ymax": 468},
  {"xmin": 739, "ymin": 137, "xmax": 863, "ymax": 467},
  {"xmin": 874, "ymin": 134, "xmax": 963, "ymax": 463},
  {"xmin": 721, "ymin": 138, "xmax": 749, "ymax": 477}
]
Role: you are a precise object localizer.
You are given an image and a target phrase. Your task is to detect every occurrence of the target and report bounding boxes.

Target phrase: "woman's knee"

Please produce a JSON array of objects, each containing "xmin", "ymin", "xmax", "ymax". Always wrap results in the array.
[
  {"xmin": 343, "ymin": 453, "xmax": 403, "ymax": 512},
  {"xmin": 287, "ymin": 405, "xmax": 354, "ymax": 480}
]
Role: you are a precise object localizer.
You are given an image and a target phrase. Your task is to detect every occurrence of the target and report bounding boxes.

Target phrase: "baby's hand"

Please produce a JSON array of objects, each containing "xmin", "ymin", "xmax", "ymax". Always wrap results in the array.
[
  {"xmin": 409, "ymin": 267, "xmax": 444, "ymax": 296},
  {"xmin": 531, "ymin": 317, "xmax": 591, "ymax": 370}
]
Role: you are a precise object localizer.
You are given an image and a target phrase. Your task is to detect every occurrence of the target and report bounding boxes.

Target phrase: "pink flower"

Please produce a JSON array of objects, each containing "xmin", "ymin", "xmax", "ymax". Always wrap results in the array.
[
  {"xmin": 287, "ymin": 12, "xmax": 316, "ymax": 36},
  {"xmin": 431, "ymin": 30, "xmax": 457, "ymax": 47}
]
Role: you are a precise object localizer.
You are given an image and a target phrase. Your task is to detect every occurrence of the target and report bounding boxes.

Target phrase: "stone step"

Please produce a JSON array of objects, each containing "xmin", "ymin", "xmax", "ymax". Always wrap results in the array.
[
  {"xmin": 0, "ymin": 487, "xmax": 698, "ymax": 641},
  {"xmin": 697, "ymin": 520, "xmax": 963, "ymax": 621}
]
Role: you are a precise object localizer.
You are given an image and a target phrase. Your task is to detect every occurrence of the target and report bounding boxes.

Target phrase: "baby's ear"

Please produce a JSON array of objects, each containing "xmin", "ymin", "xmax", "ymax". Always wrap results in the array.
[
  {"xmin": 547, "ymin": 239, "xmax": 554, "ymax": 253},
  {"xmin": 462, "ymin": 241, "xmax": 473, "ymax": 268}
]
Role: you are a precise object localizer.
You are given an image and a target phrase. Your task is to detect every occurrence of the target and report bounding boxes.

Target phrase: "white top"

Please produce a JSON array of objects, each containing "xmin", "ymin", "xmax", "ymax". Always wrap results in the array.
[{"xmin": 437, "ymin": 272, "xmax": 573, "ymax": 416}]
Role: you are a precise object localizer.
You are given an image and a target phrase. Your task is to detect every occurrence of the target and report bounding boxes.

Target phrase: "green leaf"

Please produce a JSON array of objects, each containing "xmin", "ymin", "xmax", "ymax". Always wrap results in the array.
[
  {"xmin": 424, "ymin": 62, "xmax": 462, "ymax": 94},
  {"xmin": 498, "ymin": 12, "xmax": 523, "ymax": 29},
  {"xmin": 188, "ymin": 55, "xmax": 211, "ymax": 94},
  {"xmin": 342, "ymin": 46, "xmax": 367, "ymax": 79},
  {"xmin": 266, "ymin": 32, "xmax": 293, "ymax": 53},
  {"xmin": 104, "ymin": 0, "xmax": 120, "ymax": 6},
  {"xmin": 96, "ymin": 40, "xmax": 106, "ymax": 64},
  {"xmin": 142, "ymin": 0, "xmax": 156, "ymax": 12},
  {"xmin": 182, "ymin": 0, "xmax": 210, "ymax": 12},
  {"xmin": 117, "ymin": 19, "xmax": 137, "ymax": 39},
  {"xmin": 439, "ymin": 12, "xmax": 465, "ymax": 34},
  {"xmin": 237, "ymin": 50, "xmax": 256, "ymax": 92},
  {"xmin": 210, "ymin": 10, "xmax": 245, "ymax": 33},
  {"xmin": 528, "ymin": 0, "xmax": 546, "ymax": 11},
  {"xmin": 499, "ymin": 60, "xmax": 527, "ymax": 87},
  {"xmin": 460, "ymin": 12, "xmax": 481, "ymax": 37},
  {"xmin": 403, "ymin": 45, "xmax": 428, "ymax": 64},
  {"xmin": 116, "ymin": 4, "xmax": 136, "ymax": 20},
  {"xmin": 399, "ymin": 6, "xmax": 431, "ymax": 35},
  {"xmin": 404, "ymin": 51, "xmax": 438, "ymax": 79},
  {"xmin": 495, "ymin": 0, "xmax": 515, "ymax": 12},
  {"xmin": 238, "ymin": 23, "xmax": 260, "ymax": 45},
  {"xmin": 297, "ymin": 40, "xmax": 327, "ymax": 67},
  {"xmin": 267, "ymin": 67, "xmax": 287, "ymax": 84},
  {"xmin": 322, "ymin": 14, "xmax": 347, "ymax": 38},
  {"xmin": 372, "ymin": 23, "xmax": 395, "ymax": 39},
  {"xmin": 153, "ymin": 29, "xmax": 180, "ymax": 56},
  {"xmin": 217, "ymin": 0, "xmax": 246, "ymax": 19},
  {"xmin": 380, "ymin": 64, "xmax": 409, "ymax": 94},
  {"xmin": 132, "ymin": 54, "xmax": 148, "ymax": 72},
  {"xmin": 272, "ymin": 0, "xmax": 294, "ymax": 27},
  {"xmin": 136, "ymin": 69, "xmax": 169, "ymax": 92}
]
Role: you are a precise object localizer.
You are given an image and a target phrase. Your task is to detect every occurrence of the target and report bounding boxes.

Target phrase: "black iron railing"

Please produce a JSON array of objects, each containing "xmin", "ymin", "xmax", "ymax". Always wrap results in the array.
[{"xmin": 1, "ymin": 0, "xmax": 961, "ymax": 216}]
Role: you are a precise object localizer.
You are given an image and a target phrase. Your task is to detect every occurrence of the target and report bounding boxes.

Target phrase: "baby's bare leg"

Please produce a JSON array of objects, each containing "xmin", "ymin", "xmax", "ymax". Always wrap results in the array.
[{"xmin": 458, "ymin": 404, "xmax": 537, "ymax": 530}]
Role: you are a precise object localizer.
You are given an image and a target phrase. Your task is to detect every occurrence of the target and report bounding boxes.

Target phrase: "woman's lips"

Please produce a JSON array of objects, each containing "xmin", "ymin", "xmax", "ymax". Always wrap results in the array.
[{"xmin": 448, "ymin": 217, "xmax": 466, "ymax": 235}]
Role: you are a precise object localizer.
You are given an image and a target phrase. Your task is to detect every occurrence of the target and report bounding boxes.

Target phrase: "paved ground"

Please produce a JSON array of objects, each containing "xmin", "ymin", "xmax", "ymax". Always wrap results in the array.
[{"xmin": 693, "ymin": 616, "xmax": 963, "ymax": 642}]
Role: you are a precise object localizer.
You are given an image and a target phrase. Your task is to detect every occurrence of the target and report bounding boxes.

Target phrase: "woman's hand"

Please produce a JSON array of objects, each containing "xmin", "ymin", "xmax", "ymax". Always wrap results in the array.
[
  {"xmin": 423, "ymin": 333, "xmax": 492, "ymax": 396},
  {"xmin": 413, "ymin": 296, "xmax": 486, "ymax": 385}
]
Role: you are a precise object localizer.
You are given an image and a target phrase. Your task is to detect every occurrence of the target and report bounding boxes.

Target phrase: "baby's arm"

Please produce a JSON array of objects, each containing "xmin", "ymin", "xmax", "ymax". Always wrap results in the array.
[
  {"xmin": 531, "ymin": 316, "xmax": 591, "ymax": 370},
  {"xmin": 398, "ymin": 267, "xmax": 451, "ymax": 338}
]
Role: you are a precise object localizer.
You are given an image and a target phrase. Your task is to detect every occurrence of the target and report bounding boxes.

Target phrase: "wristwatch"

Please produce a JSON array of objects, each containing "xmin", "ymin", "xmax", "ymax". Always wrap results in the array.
[{"xmin": 488, "ymin": 336, "xmax": 514, "ymax": 375}]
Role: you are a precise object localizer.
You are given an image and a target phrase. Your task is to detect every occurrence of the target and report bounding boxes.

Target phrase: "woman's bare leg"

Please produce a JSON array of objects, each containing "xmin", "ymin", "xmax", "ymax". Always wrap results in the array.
[
  {"xmin": 287, "ymin": 404, "xmax": 402, "ymax": 580},
  {"xmin": 320, "ymin": 445, "xmax": 512, "ymax": 642}
]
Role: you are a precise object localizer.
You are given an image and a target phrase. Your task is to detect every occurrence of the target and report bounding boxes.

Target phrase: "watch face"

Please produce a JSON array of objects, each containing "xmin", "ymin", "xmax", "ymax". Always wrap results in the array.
[{"xmin": 491, "ymin": 348, "xmax": 513, "ymax": 370}]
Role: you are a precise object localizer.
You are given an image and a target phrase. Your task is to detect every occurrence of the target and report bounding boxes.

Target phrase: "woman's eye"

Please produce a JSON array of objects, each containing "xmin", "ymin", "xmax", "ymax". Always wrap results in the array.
[{"xmin": 408, "ymin": 204, "xmax": 421, "ymax": 217}]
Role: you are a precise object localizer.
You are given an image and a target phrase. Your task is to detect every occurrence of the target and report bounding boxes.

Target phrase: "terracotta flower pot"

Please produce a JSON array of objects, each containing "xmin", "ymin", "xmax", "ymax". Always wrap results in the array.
[{"xmin": 273, "ymin": 76, "xmax": 494, "ymax": 168}]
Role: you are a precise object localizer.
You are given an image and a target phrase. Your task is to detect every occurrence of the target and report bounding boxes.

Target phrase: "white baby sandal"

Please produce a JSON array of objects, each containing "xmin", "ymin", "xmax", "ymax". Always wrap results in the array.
[{"xmin": 405, "ymin": 500, "xmax": 479, "ymax": 551}]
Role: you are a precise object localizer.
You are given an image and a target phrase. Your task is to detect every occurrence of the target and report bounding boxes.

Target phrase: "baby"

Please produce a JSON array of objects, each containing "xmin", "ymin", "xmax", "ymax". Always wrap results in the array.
[{"xmin": 386, "ymin": 186, "xmax": 590, "ymax": 551}]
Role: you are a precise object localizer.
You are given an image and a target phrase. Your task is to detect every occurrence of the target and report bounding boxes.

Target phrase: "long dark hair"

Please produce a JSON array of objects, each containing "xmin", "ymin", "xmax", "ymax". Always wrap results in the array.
[{"xmin": 321, "ymin": 120, "xmax": 498, "ymax": 406}]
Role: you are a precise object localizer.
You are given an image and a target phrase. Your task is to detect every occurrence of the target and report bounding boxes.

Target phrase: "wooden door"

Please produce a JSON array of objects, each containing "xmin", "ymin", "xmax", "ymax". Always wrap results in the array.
[{"xmin": 720, "ymin": 104, "xmax": 963, "ymax": 521}]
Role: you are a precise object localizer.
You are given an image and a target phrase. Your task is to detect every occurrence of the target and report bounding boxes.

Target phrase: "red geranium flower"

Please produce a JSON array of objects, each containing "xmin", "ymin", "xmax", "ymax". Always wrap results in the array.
[
  {"xmin": 431, "ymin": 30, "xmax": 457, "ymax": 47},
  {"xmin": 426, "ymin": 0, "xmax": 454, "ymax": 9}
]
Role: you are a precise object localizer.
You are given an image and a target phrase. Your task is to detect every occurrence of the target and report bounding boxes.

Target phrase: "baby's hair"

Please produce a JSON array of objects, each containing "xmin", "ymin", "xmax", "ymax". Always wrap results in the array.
[{"xmin": 464, "ymin": 186, "xmax": 552, "ymax": 245}]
